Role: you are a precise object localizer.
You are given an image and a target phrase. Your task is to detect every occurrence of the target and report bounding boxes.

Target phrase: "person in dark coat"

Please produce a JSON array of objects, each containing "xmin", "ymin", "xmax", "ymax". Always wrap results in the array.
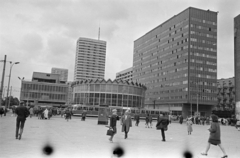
[
  {"xmin": 134, "ymin": 113, "xmax": 140, "ymax": 126},
  {"xmin": 149, "ymin": 114, "xmax": 153, "ymax": 128},
  {"xmin": 81, "ymin": 110, "xmax": 87, "ymax": 121},
  {"xmin": 109, "ymin": 109, "xmax": 119, "ymax": 142},
  {"xmin": 145, "ymin": 113, "xmax": 149, "ymax": 128},
  {"xmin": 15, "ymin": 102, "xmax": 30, "ymax": 140},
  {"xmin": 121, "ymin": 109, "xmax": 132, "ymax": 139},
  {"xmin": 179, "ymin": 115, "xmax": 183, "ymax": 124},
  {"xmin": 0, "ymin": 107, "xmax": 4, "ymax": 117},
  {"xmin": 201, "ymin": 114, "xmax": 228, "ymax": 158},
  {"xmin": 156, "ymin": 113, "xmax": 169, "ymax": 142}
]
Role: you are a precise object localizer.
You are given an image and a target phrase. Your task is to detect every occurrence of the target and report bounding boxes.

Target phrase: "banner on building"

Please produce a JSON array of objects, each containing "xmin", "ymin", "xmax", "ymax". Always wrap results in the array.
[{"xmin": 236, "ymin": 101, "xmax": 240, "ymax": 120}]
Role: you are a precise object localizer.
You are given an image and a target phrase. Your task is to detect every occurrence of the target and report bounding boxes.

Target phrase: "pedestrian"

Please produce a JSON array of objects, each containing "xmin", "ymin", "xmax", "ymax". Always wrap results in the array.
[
  {"xmin": 179, "ymin": 115, "xmax": 183, "ymax": 124},
  {"xmin": 145, "ymin": 113, "xmax": 149, "ymax": 128},
  {"xmin": 65, "ymin": 109, "xmax": 71, "ymax": 121},
  {"xmin": 120, "ymin": 109, "xmax": 132, "ymax": 139},
  {"xmin": 236, "ymin": 120, "xmax": 240, "ymax": 131},
  {"xmin": 0, "ymin": 107, "xmax": 4, "ymax": 117},
  {"xmin": 201, "ymin": 114, "xmax": 228, "ymax": 158},
  {"xmin": 15, "ymin": 102, "xmax": 30, "ymax": 140},
  {"xmin": 108, "ymin": 109, "xmax": 119, "ymax": 142},
  {"xmin": 43, "ymin": 108, "xmax": 49, "ymax": 120},
  {"xmin": 134, "ymin": 113, "xmax": 140, "ymax": 126},
  {"xmin": 29, "ymin": 107, "xmax": 34, "ymax": 118},
  {"xmin": 149, "ymin": 114, "xmax": 152, "ymax": 128},
  {"xmin": 186, "ymin": 118, "xmax": 193, "ymax": 135},
  {"xmin": 156, "ymin": 113, "xmax": 169, "ymax": 142},
  {"xmin": 168, "ymin": 114, "xmax": 172, "ymax": 124},
  {"xmin": 81, "ymin": 110, "xmax": 87, "ymax": 121}
]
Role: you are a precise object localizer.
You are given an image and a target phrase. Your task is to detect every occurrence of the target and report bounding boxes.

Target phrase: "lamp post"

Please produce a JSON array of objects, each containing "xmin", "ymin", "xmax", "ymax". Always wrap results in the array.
[
  {"xmin": 5, "ymin": 61, "xmax": 20, "ymax": 109},
  {"xmin": 18, "ymin": 77, "xmax": 24, "ymax": 105}
]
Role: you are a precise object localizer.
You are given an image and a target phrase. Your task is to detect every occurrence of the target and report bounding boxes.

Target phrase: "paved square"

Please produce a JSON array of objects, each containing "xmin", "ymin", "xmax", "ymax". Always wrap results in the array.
[{"xmin": 0, "ymin": 114, "xmax": 239, "ymax": 158}]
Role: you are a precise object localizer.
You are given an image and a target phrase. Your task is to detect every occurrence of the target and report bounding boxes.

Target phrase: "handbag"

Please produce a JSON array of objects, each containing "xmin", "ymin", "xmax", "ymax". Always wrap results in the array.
[
  {"xmin": 164, "ymin": 126, "xmax": 168, "ymax": 131},
  {"xmin": 106, "ymin": 128, "xmax": 114, "ymax": 136}
]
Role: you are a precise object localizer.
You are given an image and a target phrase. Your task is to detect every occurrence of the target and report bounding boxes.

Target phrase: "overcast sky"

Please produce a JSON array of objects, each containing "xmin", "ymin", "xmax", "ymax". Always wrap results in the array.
[{"xmin": 0, "ymin": 0, "xmax": 239, "ymax": 99}]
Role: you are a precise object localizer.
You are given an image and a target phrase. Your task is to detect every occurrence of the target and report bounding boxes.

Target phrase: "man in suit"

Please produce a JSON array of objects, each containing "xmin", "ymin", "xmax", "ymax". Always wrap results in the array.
[
  {"xmin": 134, "ymin": 113, "xmax": 140, "ymax": 126},
  {"xmin": 121, "ymin": 109, "xmax": 132, "ymax": 139},
  {"xmin": 15, "ymin": 101, "xmax": 30, "ymax": 140},
  {"xmin": 157, "ymin": 113, "xmax": 169, "ymax": 142}
]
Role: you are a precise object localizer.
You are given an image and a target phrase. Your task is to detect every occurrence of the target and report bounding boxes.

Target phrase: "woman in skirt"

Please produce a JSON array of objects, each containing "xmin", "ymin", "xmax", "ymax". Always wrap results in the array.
[
  {"xmin": 186, "ymin": 118, "xmax": 193, "ymax": 135},
  {"xmin": 201, "ymin": 114, "xmax": 228, "ymax": 158}
]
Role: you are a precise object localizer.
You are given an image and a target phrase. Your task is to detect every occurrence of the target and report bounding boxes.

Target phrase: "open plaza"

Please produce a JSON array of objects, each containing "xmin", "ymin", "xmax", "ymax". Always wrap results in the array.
[{"xmin": 0, "ymin": 114, "xmax": 239, "ymax": 158}]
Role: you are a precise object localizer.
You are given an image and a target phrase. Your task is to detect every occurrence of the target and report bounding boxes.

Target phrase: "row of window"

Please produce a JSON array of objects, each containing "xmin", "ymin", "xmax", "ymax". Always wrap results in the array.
[
  {"xmin": 190, "ymin": 38, "xmax": 216, "ymax": 46},
  {"xmin": 190, "ymin": 66, "xmax": 217, "ymax": 73},
  {"xmin": 22, "ymin": 84, "xmax": 68, "ymax": 93},
  {"xmin": 190, "ymin": 30, "xmax": 217, "ymax": 39},
  {"xmin": 190, "ymin": 52, "xmax": 216, "ymax": 59},
  {"xmin": 191, "ymin": 17, "xmax": 217, "ymax": 26},
  {"xmin": 190, "ymin": 44, "xmax": 217, "ymax": 52},
  {"xmin": 189, "ymin": 59, "xmax": 217, "ymax": 66},
  {"xmin": 189, "ymin": 73, "xmax": 216, "ymax": 79},
  {"xmin": 190, "ymin": 24, "xmax": 217, "ymax": 32},
  {"xmin": 21, "ymin": 92, "xmax": 67, "ymax": 101}
]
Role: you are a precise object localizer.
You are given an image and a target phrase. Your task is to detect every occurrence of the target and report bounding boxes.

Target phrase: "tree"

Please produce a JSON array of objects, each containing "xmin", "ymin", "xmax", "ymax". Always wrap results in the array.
[{"xmin": 2, "ymin": 96, "xmax": 19, "ymax": 107}]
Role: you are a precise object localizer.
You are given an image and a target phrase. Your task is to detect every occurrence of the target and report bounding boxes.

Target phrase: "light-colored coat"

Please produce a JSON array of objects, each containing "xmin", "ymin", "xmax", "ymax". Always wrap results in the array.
[
  {"xmin": 121, "ymin": 114, "xmax": 132, "ymax": 132},
  {"xmin": 186, "ymin": 120, "xmax": 193, "ymax": 132},
  {"xmin": 43, "ymin": 109, "xmax": 49, "ymax": 119}
]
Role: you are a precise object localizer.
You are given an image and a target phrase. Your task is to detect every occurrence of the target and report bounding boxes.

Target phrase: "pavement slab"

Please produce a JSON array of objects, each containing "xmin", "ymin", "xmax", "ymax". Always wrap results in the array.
[{"xmin": 0, "ymin": 114, "xmax": 240, "ymax": 158}]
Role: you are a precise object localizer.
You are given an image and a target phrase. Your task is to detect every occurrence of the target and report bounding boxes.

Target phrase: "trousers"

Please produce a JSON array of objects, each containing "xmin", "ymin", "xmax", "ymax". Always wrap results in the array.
[{"xmin": 16, "ymin": 117, "xmax": 26, "ymax": 137}]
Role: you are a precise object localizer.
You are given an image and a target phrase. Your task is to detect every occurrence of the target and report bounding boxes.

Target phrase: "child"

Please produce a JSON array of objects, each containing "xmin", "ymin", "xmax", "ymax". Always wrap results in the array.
[{"xmin": 186, "ymin": 118, "xmax": 193, "ymax": 135}]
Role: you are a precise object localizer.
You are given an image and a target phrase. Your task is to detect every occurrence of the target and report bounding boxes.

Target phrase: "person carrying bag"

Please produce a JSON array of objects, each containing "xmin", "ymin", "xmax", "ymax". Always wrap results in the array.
[{"xmin": 107, "ymin": 109, "xmax": 119, "ymax": 142}]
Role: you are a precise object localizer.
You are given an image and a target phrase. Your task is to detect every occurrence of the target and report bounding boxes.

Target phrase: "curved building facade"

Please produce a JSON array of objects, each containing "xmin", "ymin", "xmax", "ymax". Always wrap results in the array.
[{"xmin": 71, "ymin": 79, "xmax": 147, "ymax": 108}]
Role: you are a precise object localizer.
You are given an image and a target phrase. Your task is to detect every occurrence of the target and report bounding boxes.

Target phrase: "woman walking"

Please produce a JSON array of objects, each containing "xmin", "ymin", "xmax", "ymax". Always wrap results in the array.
[
  {"xmin": 121, "ymin": 109, "xmax": 132, "ymax": 139},
  {"xmin": 108, "ymin": 109, "xmax": 119, "ymax": 142},
  {"xmin": 145, "ymin": 113, "xmax": 149, "ymax": 128},
  {"xmin": 201, "ymin": 114, "xmax": 228, "ymax": 158},
  {"xmin": 186, "ymin": 118, "xmax": 193, "ymax": 135}
]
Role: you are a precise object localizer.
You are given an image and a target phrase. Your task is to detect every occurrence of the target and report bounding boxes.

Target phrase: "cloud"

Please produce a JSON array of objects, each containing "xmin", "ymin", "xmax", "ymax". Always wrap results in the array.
[{"xmin": 21, "ymin": 33, "xmax": 43, "ymax": 52}]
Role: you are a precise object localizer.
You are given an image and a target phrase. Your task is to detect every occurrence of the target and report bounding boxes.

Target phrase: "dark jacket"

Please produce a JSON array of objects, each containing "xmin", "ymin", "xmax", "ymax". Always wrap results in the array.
[
  {"xmin": 121, "ymin": 114, "xmax": 132, "ymax": 132},
  {"xmin": 15, "ymin": 106, "xmax": 30, "ymax": 119},
  {"xmin": 157, "ymin": 116, "xmax": 169, "ymax": 129},
  {"xmin": 110, "ymin": 114, "xmax": 119, "ymax": 128},
  {"xmin": 208, "ymin": 122, "xmax": 221, "ymax": 145}
]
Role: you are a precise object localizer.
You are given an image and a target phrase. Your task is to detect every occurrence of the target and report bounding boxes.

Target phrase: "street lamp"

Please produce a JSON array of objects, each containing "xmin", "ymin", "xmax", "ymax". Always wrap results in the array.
[
  {"xmin": 18, "ymin": 77, "xmax": 24, "ymax": 105},
  {"xmin": 5, "ymin": 61, "xmax": 20, "ymax": 109}
]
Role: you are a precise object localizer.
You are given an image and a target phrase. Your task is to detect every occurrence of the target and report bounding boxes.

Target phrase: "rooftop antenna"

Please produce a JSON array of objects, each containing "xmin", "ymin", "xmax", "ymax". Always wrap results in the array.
[{"xmin": 98, "ymin": 21, "xmax": 101, "ymax": 40}]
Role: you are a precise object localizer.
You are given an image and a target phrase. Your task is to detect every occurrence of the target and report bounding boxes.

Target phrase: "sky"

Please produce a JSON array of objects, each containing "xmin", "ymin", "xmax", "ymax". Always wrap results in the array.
[{"xmin": 0, "ymin": 0, "xmax": 239, "ymax": 99}]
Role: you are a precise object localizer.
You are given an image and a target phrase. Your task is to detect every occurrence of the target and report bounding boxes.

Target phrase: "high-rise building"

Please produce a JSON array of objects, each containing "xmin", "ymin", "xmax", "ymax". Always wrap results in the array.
[
  {"xmin": 51, "ymin": 68, "xmax": 68, "ymax": 83},
  {"xmin": 133, "ymin": 7, "xmax": 218, "ymax": 117},
  {"xmin": 234, "ymin": 14, "xmax": 240, "ymax": 119},
  {"xmin": 74, "ymin": 37, "xmax": 106, "ymax": 81},
  {"xmin": 116, "ymin": 67, "xmax": 133, "ymax": 81}
]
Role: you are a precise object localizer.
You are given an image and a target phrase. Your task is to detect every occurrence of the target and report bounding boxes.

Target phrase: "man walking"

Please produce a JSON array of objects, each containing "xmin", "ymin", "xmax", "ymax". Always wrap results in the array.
[
  {"xmin": 134, "ymin": 113, "xmax": 140, "ymax": 126},
  {"xmin": 156, "ymin": 113, "xmax": 169, "ymax": 142},
  {"xmin": 121, "ymin": 109, "xmax": 132, "ymax": 139},
  {"xmin": 15, "ymin": 101, "xmax": 30, "ymax": 140}
]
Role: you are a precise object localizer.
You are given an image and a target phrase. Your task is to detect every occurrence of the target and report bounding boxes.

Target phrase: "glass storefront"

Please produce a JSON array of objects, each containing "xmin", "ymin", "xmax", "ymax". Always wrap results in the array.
[{"xmin": 72, "ymin": 80, "xmax": 146, "ymax": 108}]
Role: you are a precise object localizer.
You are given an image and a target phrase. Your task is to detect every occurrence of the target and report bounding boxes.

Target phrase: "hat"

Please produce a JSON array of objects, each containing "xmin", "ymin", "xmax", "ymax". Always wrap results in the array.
[
  {"xmin": 20, "ymin": 101, "xmax": 24, "ymax": 105},
  {"xmin": 112, "ymin": 109, "xmax": 117, "ymax": 113}
]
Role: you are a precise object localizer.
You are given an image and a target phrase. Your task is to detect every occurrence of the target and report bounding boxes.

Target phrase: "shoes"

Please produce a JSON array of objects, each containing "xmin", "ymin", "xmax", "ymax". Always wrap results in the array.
[
  {"xmin": 162, "ymin": 140, "xmax": 166, "ymax": 142},
  {"xmin": 109, "ymin": 138, "xmax": 113, "ymax": 142},
  {"xmin": 221, "ymin": 155, "xmax": 228, "ymax": 158},
  {"xmin": 201, "ymin": 153, "xmax": 207, "ymax": 156},
  {"xmin": 18, "ymin": 134, "xmax": 21, "ymax": 140}
]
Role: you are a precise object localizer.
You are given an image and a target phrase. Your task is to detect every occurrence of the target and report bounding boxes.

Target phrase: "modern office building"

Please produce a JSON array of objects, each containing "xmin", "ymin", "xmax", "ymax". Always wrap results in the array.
[
  {"xmin": 74, "ymin": 37, "xmax": 106, "ymax": 81},
  {"xmin": 51, "ymin": 68, "xmax": 68, "ymax": 83},
  {"xmin": 234, "ymin": 14, "xmax": 240, "ymax": 119},
  {"xmin": 71, "ymin": 79, "xmax": 146, "ymax": 108},
  {"xmin": 133, "ymin": 7, "xmax": 218, "ymax": 117},
  {"xmin": 20, "ymin": 72, "xmax": 68, "ymax": 107},
  {"xmin": 216, "ymin": 77, "xmax": 235, "ymax": 111},
  {"xmin": 116, "ymin": 67, "xmax": 133, "ymax": 81}
]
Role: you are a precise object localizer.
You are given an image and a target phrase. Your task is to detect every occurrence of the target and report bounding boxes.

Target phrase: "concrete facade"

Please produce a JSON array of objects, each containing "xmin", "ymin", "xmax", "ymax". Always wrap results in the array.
[
  {"xmin": 216, "ymin": 77, "xmax": 235, "ymax": 111},
  {"xmin": 51, "ymin": 68, "xmax": 68, "ymax": 83},
  {"xmin": 116, "ymin": 67, "xmax": 133, "ymax": 81},
  {"xmin": 133, "ymin": 7, "xmax": 218, "ymax": 117},
  {"xmin": 74, "ymin": 37, "xmax": 106, "ymax": 81}
]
